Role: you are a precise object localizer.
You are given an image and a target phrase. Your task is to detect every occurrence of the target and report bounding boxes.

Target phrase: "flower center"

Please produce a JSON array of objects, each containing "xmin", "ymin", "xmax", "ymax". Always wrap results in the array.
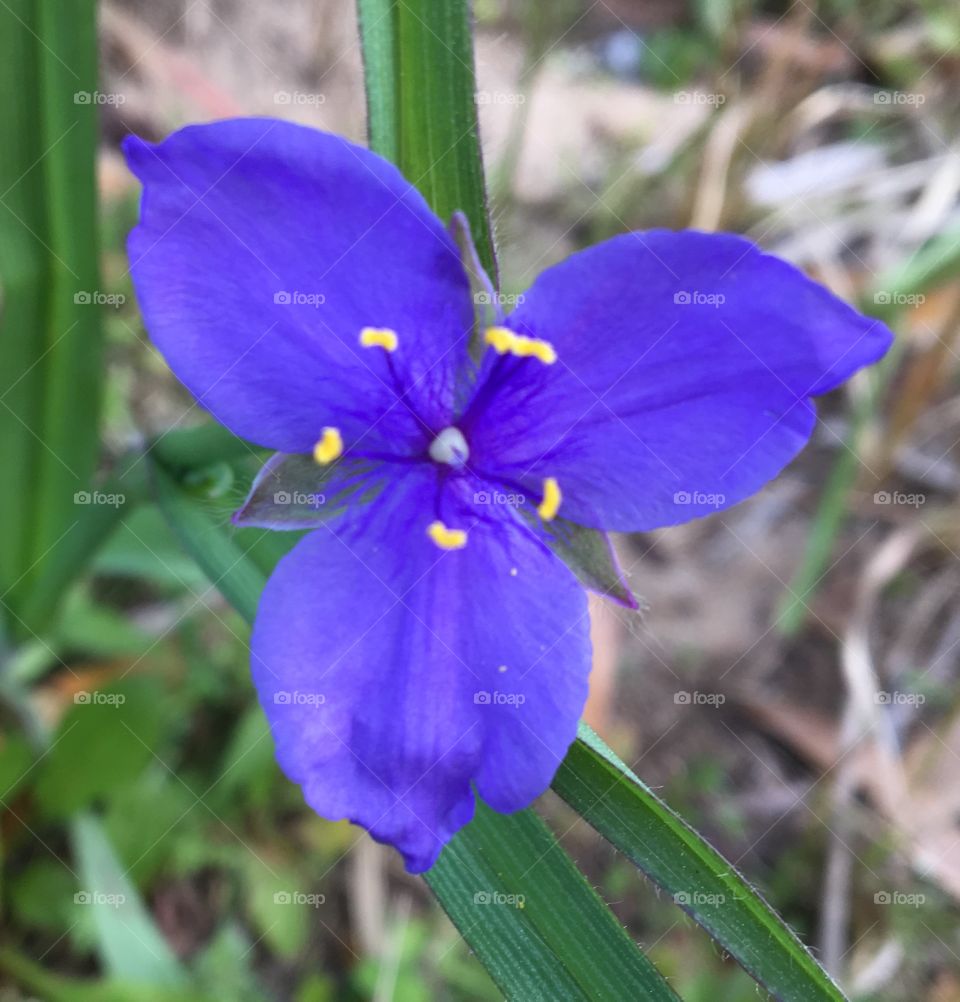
[{"xmin": 429, "ymin": 427, "xmax": 469, "ymax": 468}]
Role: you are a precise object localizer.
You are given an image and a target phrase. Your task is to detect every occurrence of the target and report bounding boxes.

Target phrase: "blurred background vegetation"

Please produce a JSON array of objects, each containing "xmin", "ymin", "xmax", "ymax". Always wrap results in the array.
[{"xmin": 2, "ymin": 0, "xmax": 960, "ymax": 999}]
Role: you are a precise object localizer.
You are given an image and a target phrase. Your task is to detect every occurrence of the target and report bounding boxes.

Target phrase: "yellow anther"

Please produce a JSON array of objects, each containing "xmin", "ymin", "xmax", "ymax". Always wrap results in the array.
[
  {"xmin": 484, "ymin": 326, "xmax": 517, "ymax": 354},
  {"xmin": 537, "ymin": 477, "xmax": 561, "ymax": 521},
  {"xmin": 483, "ymin": 326, "xmax": 556, "ymax": 365},
  {"xmin": 359, "ymin": 327, "xmax": 399, "ymax": 352},
  {"xmin": 427, "ymin": 520, "xmax": 468, "ymax": 551},
  {"xmin": 312, "ymin": 427, "xmax": 343, "ymax": 465},
  {"xmin": 514, "ymin": 337, "xmax": 557, "ymax": 365}
]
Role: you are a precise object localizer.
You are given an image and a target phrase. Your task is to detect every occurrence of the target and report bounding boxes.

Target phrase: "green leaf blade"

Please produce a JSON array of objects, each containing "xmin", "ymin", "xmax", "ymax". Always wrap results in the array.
[
  {"xmin": 0, "ymin": 0, "xmax": 50, "ymax": 606},
  {"xmin": 0, "ymin": 0, "xmax": 104, "ymax": 626},
  {"xmin": 358, "ymin": 0, "xmax": 497, "ymax": 280},
  {"xmin": 426, "ymin": 801, "xmax": 680, "ymax": 1002},
  {"xmin": 71, "ymin": 814, "xmax": 188, "ymax": 988},
  {"xmin": 30, "ymin": 0, "xmax": 104, "ymax": 588},
  {"xmin": 553, "ymin": 725, "xmax": 847, "ymax": 1002}
]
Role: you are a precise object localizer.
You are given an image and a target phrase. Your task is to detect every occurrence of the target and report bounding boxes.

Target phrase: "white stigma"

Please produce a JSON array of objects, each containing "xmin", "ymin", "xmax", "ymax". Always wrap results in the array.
[{"xmin": 429, "ymin": 426, "xmax": 469, "ymax": 468}]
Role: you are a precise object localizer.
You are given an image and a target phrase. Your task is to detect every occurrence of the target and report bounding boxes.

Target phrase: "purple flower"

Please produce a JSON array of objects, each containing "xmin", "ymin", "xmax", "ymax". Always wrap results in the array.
[{"xmin": 123, "ymin": 118, "xmax": 892, "ymax": 872}]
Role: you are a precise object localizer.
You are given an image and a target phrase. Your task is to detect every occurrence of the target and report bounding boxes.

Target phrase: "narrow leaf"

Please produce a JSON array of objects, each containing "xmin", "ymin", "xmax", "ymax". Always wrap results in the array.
[
  {"xmin": 20, "ymin": 454, "xmax": 149, "ymax": 632},
  {"xmin": 426, "ymin": 801, "xmax": 680, "ymax": 1001},
  {"xmin": 0, "ymin": 947, "xmax": 211, "ymax": 1002},
  {"xmin": 71, "ymin": 814, "xmax": 187, "ymax": 988},
  {"xmin": 552, "ymin": 724, "xmax": 847, "ymax": 1002},
  {"xmin": 357, "ymin": 0, "xmax": 498, "ymax": 281},
  {"xmin": 0, "ymin": 0, "xmax": 48, "ymax": 604},
  {"xmin": 30, "ymin": 0, "xmax": 105, "ymax": 595},
  {"xmin": 150, "ymin": 461, "xmax": 265, "ymax": 624},
  {"xmin": 0, "ymin": 0, "xmax": 104, "ymax": 626}
]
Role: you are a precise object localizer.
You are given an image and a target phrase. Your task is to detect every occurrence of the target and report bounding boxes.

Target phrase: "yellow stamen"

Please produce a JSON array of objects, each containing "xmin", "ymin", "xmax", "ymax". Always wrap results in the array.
[
  {"xmin": 484, "ymin": 325, "xmax": 517, "ymax": 354},
  {"xmin": 313, "ymin": 427, "xmax": 343, "ymax": 465},
  {"xmin": 537, "ymin": 477, "xmax": 561, "ymax": 521},
  {"xmin": 427, "ymin": 520, "xmax": 468, "ymax": 551},
  {"xmin": 359, "ymin": 327, "xmax": 399, "ymax": 352},
  {"xmin": 514, "ymin": 337, "xmax": 557, "ymax": 365},
  {"xmin": 483, "ymin": 326, "xmax": 556, "ymax": 365}
]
